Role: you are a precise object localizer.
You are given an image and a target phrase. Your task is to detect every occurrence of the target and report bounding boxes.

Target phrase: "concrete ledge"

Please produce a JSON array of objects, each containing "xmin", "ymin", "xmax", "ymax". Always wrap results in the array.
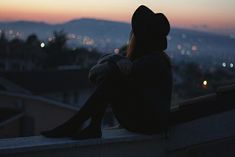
[
  {"xmin": 0, "ymin": 130, "xmax": 164, "ymax": 157},
  {"xmin": 168, "ymin": 109, "xmax": 235, "ymax": 151},
  {"xmin": 0, "ymin": 109, "xmax": 234, "ymax": 157},
  {"xmin": 0, "ymin": 131, "xmax": 161, "ymax": 155}
]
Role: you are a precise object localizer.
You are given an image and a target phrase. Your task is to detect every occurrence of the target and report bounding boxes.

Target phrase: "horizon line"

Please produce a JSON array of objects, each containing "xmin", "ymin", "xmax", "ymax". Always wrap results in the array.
[
  {"xmin": 0, "ymin": 18, "xmax": 232, "ymax": 36},
  {"xmin": 0, "ymin": 17, "xmax": 131, "ymax": 25}
]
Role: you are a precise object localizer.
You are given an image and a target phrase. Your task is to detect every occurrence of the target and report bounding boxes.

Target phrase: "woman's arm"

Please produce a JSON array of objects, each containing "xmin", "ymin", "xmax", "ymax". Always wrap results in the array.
[{"xmin": 89, "ymin": 54, "xmax": 133, "ymax": 84}]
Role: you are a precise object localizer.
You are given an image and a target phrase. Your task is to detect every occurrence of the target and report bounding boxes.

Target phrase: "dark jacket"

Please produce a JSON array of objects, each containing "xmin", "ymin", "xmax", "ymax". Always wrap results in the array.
[
  {"xmin": 130, "ymin": 52, "xmax": 172, "ymax": 130},
  {"xmin": 89, "ymin": 52, "xmax": 172, "ymax": 132}
]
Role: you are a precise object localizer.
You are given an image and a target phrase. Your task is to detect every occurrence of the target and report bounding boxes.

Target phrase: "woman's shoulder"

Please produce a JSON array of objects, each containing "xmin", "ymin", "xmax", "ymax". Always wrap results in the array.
[
  {"xmin": 146, "ymin": 51, "xmax": 170, "ymax": 65},
  {"xmin": 133, "ymin": 51, "xmax": 171, "ymax": 73},
  {"xmin": 98, "ymin": 53, "xmax": 126, "ymax": 64},
  {"xmin": 134, "ymin": 51, "xmax": 164, "ymax": 64}
]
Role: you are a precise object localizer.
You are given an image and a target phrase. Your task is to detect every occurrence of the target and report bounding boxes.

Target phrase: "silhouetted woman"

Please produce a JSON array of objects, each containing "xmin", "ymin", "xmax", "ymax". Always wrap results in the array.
[{"xmin": 41, "ymin": 5, "xmax": 172, "ymax": 139}]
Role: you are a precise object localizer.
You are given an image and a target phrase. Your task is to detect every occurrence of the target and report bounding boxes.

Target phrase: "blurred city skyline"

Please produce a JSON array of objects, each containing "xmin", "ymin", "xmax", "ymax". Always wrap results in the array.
[{"xmin": 0, "ymin": 0, "xmax": 235, "ymax": 35}]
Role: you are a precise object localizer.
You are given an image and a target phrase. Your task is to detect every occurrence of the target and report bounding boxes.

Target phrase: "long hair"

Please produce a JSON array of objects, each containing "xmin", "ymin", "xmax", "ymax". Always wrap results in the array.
[
  {"xmin": 126, "ymin": 31, "xmax": 136, "ymax": 59},
  {"xmin": 126, "ymin": 31, "xmax": 146, "ymax": 60},
  {"xmin": 126, "ymin": 31, "xmax": 171, "ymax": 67}
]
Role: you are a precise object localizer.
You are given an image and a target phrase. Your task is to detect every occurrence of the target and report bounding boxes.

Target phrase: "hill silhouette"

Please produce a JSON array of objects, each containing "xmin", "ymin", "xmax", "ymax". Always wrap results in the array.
[{"xmin": 0, "ymin": 18, "xmax": 234, "ymax": 61}]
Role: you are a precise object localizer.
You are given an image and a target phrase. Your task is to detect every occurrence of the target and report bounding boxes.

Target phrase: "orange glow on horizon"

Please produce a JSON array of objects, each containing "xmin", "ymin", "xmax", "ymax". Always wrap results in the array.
[
  {"xmin": 1, "ymin": 7, "xmax": 233, "ymax": 27},
  {"xmin": 0, "ymin": 0, "xmax": 133, "ymax": 23},
  {"xmin": 0, "ymin": 4, "xmax": 131, "ymax": 24},
  {"xmin": 0, "ymin": 0, "xmax": 235, "ymax": 34}
]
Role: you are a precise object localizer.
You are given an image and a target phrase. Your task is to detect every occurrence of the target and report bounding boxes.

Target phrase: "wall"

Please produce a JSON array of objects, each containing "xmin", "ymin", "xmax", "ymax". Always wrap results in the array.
[{"xmin": 0, "ymin": 91, "xmax": 78, "ymax": 136}]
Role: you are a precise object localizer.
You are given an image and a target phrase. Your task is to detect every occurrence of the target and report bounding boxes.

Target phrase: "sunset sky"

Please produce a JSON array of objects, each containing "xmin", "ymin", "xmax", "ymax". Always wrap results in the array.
[{"xmin": 0, "ymin": 0, "xmax": 235, "ymax": 34}]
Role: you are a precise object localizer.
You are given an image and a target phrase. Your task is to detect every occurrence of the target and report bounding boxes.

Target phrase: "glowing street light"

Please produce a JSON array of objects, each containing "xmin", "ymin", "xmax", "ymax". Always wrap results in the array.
[
  {"xmin": 222, "ymin": 62, "xmax": 226, "ymax": 67},
  {"xmin": 230, "ymin": 63, "xmax": 234, "ymax": 68},
  {"xmin": 203, "ymin": 80, "xmax": 208, "ymax": 86},
  {"xmin": 40, "ymin": 42, "xmax": 45, "ymax": 48}
]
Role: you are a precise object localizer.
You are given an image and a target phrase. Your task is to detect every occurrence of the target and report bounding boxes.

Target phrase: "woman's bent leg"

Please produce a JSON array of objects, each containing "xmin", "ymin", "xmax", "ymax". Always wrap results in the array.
[{"xmin": 41, "ymin": 80, "xmax": 112, "ymax": 138}]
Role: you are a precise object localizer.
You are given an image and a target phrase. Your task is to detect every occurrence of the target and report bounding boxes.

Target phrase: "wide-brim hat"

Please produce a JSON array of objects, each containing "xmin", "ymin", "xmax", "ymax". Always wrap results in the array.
[{"xmin": 131, "ymin": 5, "xmax": 170, "ymax": 50}]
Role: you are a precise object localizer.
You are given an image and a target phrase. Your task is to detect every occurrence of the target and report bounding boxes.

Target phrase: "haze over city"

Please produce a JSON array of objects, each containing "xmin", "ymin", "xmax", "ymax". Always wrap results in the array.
[{"xmin": 0, "ymin": 0, "xmax": 235, "ymax": 35}]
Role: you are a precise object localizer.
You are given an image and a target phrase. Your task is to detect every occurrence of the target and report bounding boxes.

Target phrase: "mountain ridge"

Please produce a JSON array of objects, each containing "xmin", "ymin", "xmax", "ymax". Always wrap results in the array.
[
  {"xmin": 0, "ymin": 18, "xmax": 228, "ymax": 37},
  {"xmin": 0, "ymin": 18, "xmax": 234, "ymax": 62}
]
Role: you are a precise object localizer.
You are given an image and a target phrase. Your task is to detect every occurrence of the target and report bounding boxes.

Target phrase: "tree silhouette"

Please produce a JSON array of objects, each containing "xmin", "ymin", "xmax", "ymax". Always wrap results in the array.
[
  {"xmin": 0, "ymin": 31, "xmax": 8, "ymax": 58},
  {"xmin": 44, "ymin": 30, "xmax": 101, "ymax": 69},
  {"xmin": 8, "ymin": 38, "xmax": 24, "ymax": 59},
  {"xmin": 44, "ymin": 30, "xmax": 70, "ymax": 68},
  {"xmin": 73, "ymin": 47, "xmax": 101, "ymax": 68},
  {"xmin": 25, "ymin": 34, "xmax": 47, "ymax": 68},
  {"xmin": 26, "ymin": 34, "xmax": 40, "ymax": 46},
  {"xmin": 47, "ymin": 30, "xmax": 67, "ymax": 51}
]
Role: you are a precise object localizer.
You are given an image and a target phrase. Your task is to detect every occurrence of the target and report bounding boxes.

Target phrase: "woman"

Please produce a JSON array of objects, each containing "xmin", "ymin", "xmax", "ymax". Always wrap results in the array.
[{"xmin": 41, "ymin": 5, "xmax": 172, "ymax": 139}]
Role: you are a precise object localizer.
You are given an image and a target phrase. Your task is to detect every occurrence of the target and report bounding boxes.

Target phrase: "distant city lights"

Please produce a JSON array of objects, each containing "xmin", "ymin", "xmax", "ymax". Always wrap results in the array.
[
  {"xmin": 114, "ymin": 48, "xmax": 120, "ymax": 54},
  {"xmin": 181, "ymin": 49, "xmax": 185, "ymax": 55},
  {"xmin": 177, "ymin": 44, "xmax": 182, "ymax": 50},
  {"xmin": 186, "ymin": 50, "xmax": 191, "ymax": 55},
  {"xmin": 83, "ymin": 36, "xmax": 94, "ymax": 45},
  {"xmin": 181, "ymin": 34, "xmax": 187, "ymax": 39},
  {"xmin": 48, "ymin": 37, "xmax": 53, "ymax": 42},
  {"xmin": 221, "ymin": 62, "xmax": 234, "ymax": 68},
  {"xmin": 222, "ymin": 62, "xmax": 226, "ymax": 67},
  {"xmin": 177, "ymin": 43, "xmax": 198, "ymax": 56},
  {"xmin": 40, "ymin": 42, "xmax": 45, "ymax": 48},
  {"xmin": 230, "ymin": 34, "xmax": 235, "ymax": 39},
  {"xmin": 68, "ymin": 33, "xmax": 76, "ymax": 39},
  {"xmin": 230, "ymin": 63, "xmax": 234, "ymax": 68},
  {"xmin": 192, "ymin": 45, "xmax": 198, "ymax": 51},
  {"xmin": 9, "ymin": 30, "xmax": 13, "ymax": 35},
  {"xmin": 203, "ymin": 80, "xmax": 208, "ymax": 86},
  {"xmin": 16, "ymin": 32, "xmax": 20, "ymax": 37},
  {"xmin": 167, "ymin": 36, "xmax": 172, "ymax": 41}
]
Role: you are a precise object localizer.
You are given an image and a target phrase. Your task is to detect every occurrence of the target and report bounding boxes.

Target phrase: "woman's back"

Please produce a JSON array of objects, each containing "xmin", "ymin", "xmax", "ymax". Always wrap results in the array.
[
  {"xmin": 131, "ymin": 51, "xmax": 172, "ymax": 109},
  {"xmin": 112, "ymin": 51, "xmax": 172, "ymax": 133}
]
